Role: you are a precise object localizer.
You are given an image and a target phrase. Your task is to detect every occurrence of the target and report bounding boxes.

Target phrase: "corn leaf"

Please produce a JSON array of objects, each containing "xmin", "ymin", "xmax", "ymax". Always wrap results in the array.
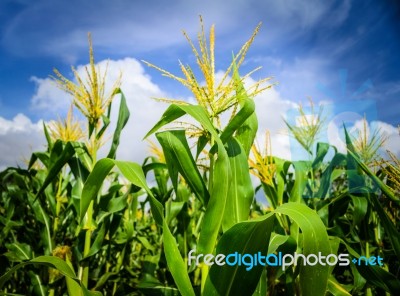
[
  {"xmin": 35, "ymin": 141, "xmax": 76, "ymax": 200},
  {"xmin": 327, "ymin": 276, "xmax": 352, "ymax": 296},
  {"xmin": 218, "ymin": 98, "xmax": 256, "ymax": 148},
  {"xmin": 0, "ymin": 256, "xmax": 78, "ymax": 288},
  {"xmin": 312, "ymin": 142, "xmax": 331, "ymax": 171},
  {"xmin": 203, "ymin": 213, "xmax": 275, "ymax": 296},
  {"xmin": 107, "ymin": 89, "xmax": 130, "ymax": 159},
  {"xmin": 163, "ymin": 219, "xmax": 195, "ymax": 296},
  {"xmin": 275, "ymin": 203, "xmax": 331, "ymax": 296},
  {"xmin": 222, "ymin": 137, "xmax": 254, "ymax": 231},
  {"xmin": 145, "ymin": 103, "xmax": 230, "ymax": 255},
  {"xmin": 316, "ymin": 152, "xmax": 346, "ymax": 199},
  {"xmin": 341, "ymin": 240, "xmax": 400, "ymax": 294},
  {"xmin": 289, "ymin": 161, "xmax": 309, "ymax": 201},
  {"xmin": 156, "ymin": 130, "xmax": 209, "ymax": 205},
  {"xmin": 232, "ymin": 61, "xmax": 258, "ymax": 157}
]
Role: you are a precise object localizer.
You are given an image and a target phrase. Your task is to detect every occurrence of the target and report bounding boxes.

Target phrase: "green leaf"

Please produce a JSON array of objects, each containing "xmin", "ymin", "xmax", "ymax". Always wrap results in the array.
[
  {"xmin": 145, "ymin": 103, "xmax": 230, "ymax": 255},
  {"xmin": 83, "ymin": 222, "xmax": 107, "ymax": 259},
  {"xmin": 267, "ymin": 233, "xmax": 296, "ymax": 254},
  {"xmin": 144, "ymin": 104, "xmax": 186, "ymax": 139},
  {"xmin": 80, "ymin": 158, "xmax": 115, "ymax": 222},
  {"xmin": 274, "ymin": 157, "xmax": 291, "ymax": 206},
  {"xmin": 0, "ymin": 256, "xmax": 78, "ymax": 288},
  {"xmin": 349, "ymin": 195, "xmax": 368, "ymax": 227},
  {"xmin": 344, "ymin": 127, "xmax": 400, "ymax": 257},
  {"xmin": 344, "ymin": 126, "xmax": 365, "ymax": 192},
  {"xmin": 290, "ymin": 161, "xmax": 309, "ymax": 201},
  {"xmin": 252, "ymin": 270, "xmax": 266, "ymax": 296},
  {"xmin": 316, "ymin": 153, "xmax": 346, "ymax": 199},
  {"xmin": 114, "ymin": 160, "xmax": 164, "ymax": 225},
  {"xmin": 96, "ymin": 114, "xmax": 110, "ymax": 141},
  {"xmin": 27, "ymin": 192, "xmax": 53, "ymax": 255},
  {"xmin": 198, "ymin": 144, "xmax": 230, "ymax": 255},
  {"xmin": 348, "ymin": 148, "xmax": 399, "ymax": 205},
  {"xmin": 43, "ymin": 122, "xmax": 53, "ymax": 150},
  {"xmin": 70, "ymin": 141, "xmax": 93, "ymax": 174},
  {"xmin": 196, "ymin": 133, "xmax": 209, "ymax": 159},
  {"xmin": 341, "ymin": 240, "xmax": 400, "ymax": 294},
  {"xmin": 165, "ymin": 200, "xmax": 186, "ymax": 226},
  {"xmin": 312, "ymin": 142, "xmax": 331, "ymax": 171},
  {"xmin": 107, "ymin": 89, "xmax": 130, "ymax": 159},
  {"xmin": 28, "ymin": 271, "xmax": 47, "ymax": 296},
  {"xmin": 163, "ymin": 219, "xmax": 195, "ymax": 296},
  {"xmin": 222, "ymin": 137, "xmax": 254, "ymax": 231},
  {"xmin": 143, "ymin": 157, "xmax": 169, "ymax": 199},
  {"xmin": 4, "ymin": 243, "xmax": 32, "ymax": 261},
  {"xmin": 232, "ymin": 61, "xmax": 258, "ymax": 157},
  {"xmin": 156, "ymin": 130, "xmax": 209, "ymax": 205},
  {"xmin": 81, "ymin": 158, "xmax": 164, "ymax": 225},
  {"xmin": 78, "ymin": 158, "xmax": 195, "ymax": 296},
  {"xmin": 327, "ymin": 276, "xmax": 352, "ymax": 296},
  {"xmin": 275, "ymin": 203, "xmax": 331, "ymax": 296},
  {"xmin": 218, "ymin": 97, "xmax": 255, "ymax": 148},
  {"xmin": 35, "ymin": 141, "xmax": 76, "ymax": 200},
  {"xmin": 203, "ymin": 213, "xmax": 275, "ymax": 296},
  {"xmin": 29, "ymin": 152, "xmax": 49, "ymax": 169},
  {"xmin": 367, "ymin": 192, "xmax": 400, "ymax": 258}
]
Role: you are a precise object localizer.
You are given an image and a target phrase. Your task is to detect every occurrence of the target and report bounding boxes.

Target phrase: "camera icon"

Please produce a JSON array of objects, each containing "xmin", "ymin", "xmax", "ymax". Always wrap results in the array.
[{"xmin": 285, "ymin": 69, "xmax": 380, "ymax": 196}]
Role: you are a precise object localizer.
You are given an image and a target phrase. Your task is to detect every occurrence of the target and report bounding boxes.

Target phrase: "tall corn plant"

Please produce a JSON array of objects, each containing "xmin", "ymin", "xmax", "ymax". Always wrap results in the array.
[{"xmin": 135, "ymin": 20, "xmax": 333, "ymax": 296}]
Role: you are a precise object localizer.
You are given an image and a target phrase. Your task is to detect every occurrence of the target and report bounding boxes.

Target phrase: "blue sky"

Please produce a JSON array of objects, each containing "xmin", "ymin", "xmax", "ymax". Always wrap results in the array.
[{"xmin": 0, "ymin": 0, "xmax": 399, "ymax": 167}]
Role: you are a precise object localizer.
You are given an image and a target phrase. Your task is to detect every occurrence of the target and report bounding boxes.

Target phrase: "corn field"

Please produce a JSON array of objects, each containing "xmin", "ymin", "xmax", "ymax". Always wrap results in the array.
[{"xmin": 0, "ymin": 21, "xmax": 399, "ymax": 296}]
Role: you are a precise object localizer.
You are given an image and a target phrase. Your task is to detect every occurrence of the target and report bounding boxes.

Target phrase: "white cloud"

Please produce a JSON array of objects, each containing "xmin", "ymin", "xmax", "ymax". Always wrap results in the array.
[
  {"xmin": 254, "ymin": 86, "xmax": 295, "ymax": 160},
  {"xmin": 374, "ymin": 121, "xmax": 400, "ymax": 157},
  {"xmin": 0, "ymin": 114, "xmax": 45, "ymax": 170},
  {"xmin": 99, "ymin": 58, "xmax": 167, "ymax": 163},
  {"xmin": 29, "ymin": 57, "xmax": 168, "ymax": 164},
  {"xmin": 30, "ymin": 76, "xmax": 71, "ymax": 111}
]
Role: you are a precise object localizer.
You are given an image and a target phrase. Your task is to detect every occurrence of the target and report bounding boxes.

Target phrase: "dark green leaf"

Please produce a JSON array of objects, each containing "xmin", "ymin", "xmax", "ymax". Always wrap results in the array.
[
  {"xmin": 156, "ymin": 130, "xmax": 209, "ymax": 205},
  {"xmin": 107, "ymin": 89, "xmax": 130, "ymax": 159}
]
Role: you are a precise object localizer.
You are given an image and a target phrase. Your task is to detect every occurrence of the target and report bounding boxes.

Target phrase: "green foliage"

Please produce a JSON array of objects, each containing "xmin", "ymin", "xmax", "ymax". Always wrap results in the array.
[{"xmin": 1, "ymin": 22, "xmax": 399, "ymax": 296}]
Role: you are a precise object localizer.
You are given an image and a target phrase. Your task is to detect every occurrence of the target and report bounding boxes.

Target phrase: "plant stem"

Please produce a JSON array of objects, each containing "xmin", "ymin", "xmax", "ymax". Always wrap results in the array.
[
  {"xmin": 81, "ymin": 124, "xmax": 99, "ymax": 287},
  {"xmin": 53, "ymin": 171, "xmax": 64, "ymax": 236},
  {"xmin": 81, "ymin": 200, "xmax": 94, "ymax": 287}
]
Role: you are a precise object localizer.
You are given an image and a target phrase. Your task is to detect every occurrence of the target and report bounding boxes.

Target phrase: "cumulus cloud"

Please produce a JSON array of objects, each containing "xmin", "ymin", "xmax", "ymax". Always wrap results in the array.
[
  {"xmin": 325, "ymin": 117, "xmax": 400, "ymax": 156},
  {"xmin": 30, "ymin": 76, "xmax": 71, "ymax": 112},
  {"xmin": 99, "ymin": 58, "xmax": 167, "ymax": 163},
  {"xmin": 0, "ymin": 114, "xmax": 45, "ymax": 170},
  {"xmin": 28, "ymin": 57, "xmax": 168, "ymax": 164},
  {"xmin": 253, "ymin": 86, "xmax": 295, "ymax": 160},
  {"xmin": 374, "ymin": 121, "xmax": 400, "ymax": 157}
]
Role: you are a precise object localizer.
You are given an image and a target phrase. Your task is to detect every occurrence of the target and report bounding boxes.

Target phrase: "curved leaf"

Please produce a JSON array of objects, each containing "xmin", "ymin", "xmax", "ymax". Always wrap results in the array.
[
  {"xmin": 0, "ymin": 256, "xmax": 78, "ymax": 288},
  {"xmin": 275, "ymin": 203, "xmax": 331, "ymax": 296},
  {"xmin": 222, "ymin": 137, "xmax": 254, "ymax": 231},
  {"xmin": 156, "ymin": 130, "xmax": 209, "ymax": 205},
  {"xmin": 107, "ymin": 89, "xmax": 130, "ymax": 159},
  {"xmin": 204, "ymin": 213, "xmax": 275, "ymax": 296}
]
